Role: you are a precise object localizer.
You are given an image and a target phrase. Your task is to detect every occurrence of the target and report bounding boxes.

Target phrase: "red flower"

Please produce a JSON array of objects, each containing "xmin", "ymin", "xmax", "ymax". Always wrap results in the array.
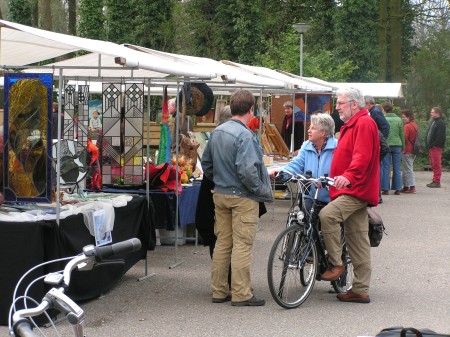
[{"xmin": 247, "ymin": 117, "xmax": 260, "ymax": 131}]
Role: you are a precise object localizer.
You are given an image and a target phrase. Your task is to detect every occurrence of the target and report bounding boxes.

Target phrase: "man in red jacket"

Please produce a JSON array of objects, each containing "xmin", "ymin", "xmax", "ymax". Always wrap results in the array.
[{"xmin": 319, "ymin": 87, "xmax": 380, "ymax": 303}]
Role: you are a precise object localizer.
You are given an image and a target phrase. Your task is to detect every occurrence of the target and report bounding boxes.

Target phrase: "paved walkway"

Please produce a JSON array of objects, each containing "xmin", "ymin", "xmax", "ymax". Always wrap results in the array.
[{"xmin": 2, "ymin": 171, "xmax": 449, "ymax": 337}]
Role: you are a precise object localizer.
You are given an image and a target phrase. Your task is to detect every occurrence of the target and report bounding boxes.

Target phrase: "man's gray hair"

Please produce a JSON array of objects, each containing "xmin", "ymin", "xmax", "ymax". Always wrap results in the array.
[
  {"xmin": 337, "ymin": 87, "xmax": 365, "ymax": 109},
  {"xmin": 311, "ymin": 113, "xmax": 335, "ymax": 138},
  {"xmin": 218, "ymin": 105, "xmax": 232, "ymax": 125},
  {"xmin": 364, "ymin": 95, "xmax": 376, "ymax": 104}
]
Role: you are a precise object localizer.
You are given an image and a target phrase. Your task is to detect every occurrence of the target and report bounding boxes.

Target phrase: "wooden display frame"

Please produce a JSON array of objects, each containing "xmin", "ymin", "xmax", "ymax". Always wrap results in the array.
[{"xmin": 262, "ymin": 119, "xmax": 290, "ymax": 160}]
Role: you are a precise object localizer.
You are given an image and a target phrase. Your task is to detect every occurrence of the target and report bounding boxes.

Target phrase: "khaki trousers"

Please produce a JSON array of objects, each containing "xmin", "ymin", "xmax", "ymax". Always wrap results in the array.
[
  {"xmin": 319, "ymin": 194, "xmax": 371, "ymax": 295},
  {"xmin": 211, "ymin": 193, "xmax": 259, "ymax": 302}
]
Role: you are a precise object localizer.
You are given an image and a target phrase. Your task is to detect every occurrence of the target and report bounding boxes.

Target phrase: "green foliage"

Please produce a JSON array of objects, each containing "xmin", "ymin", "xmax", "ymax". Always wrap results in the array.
[
  {"xmin": 128, "ymin": 0, "xmax": 174, "ymax": 51},
  {"xmin": 332, "ymin": 0, "xmax": 380, "ymax": 81},
  {"xmin": 230, "ymin": 0, "xmax": 265, "ymax": 64},
  {"xmin": 8, "ymin": 0, "xmax": 33, "ymax": 25},
  {"xmin": 78, "ymin": 0, "xmax": 106, "ymax": 40},
  {"xmin": 104, "ymin": 0, "xmax": 134, "ymax": 44},
  {"xmin": 257, "ymin": 30, "xmax": 356, "ymax": 82},
  {"xmin": 405, "ymin": 28, "xmax": 450, "ymax": 120}
]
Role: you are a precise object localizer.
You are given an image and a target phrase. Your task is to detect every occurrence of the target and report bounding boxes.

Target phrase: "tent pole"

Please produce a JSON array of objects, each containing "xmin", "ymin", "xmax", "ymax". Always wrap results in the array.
[
  {"xmin": 170, "ymin": 80, "xmax": 183, "ymax": 269},
  {"xmin": 138, "ymin": 78, "xmax": 155, "ymax": 282}
]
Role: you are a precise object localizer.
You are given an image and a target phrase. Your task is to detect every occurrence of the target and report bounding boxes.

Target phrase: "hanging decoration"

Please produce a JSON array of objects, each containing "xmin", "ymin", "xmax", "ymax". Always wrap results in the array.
[{"xmin": 157, "ymin": 86, "xmax": 172, "ymax": 165}]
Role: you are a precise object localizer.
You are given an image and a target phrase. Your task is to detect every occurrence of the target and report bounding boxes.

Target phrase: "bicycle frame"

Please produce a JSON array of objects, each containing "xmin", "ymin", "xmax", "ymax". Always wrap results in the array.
[
  {"xmin": 283, "ymin": 175, "xmax": 329, "ymax": 273},
  {"xmin": 267, "ymin": 173, "xmax": 353, "ymax": 308}
]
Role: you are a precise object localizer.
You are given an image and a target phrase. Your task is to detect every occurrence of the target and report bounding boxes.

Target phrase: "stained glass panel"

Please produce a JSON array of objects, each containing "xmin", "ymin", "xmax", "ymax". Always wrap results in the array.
[{"xmin": 3, "ymin": 73, "xmax": 53, "ymax": 203}]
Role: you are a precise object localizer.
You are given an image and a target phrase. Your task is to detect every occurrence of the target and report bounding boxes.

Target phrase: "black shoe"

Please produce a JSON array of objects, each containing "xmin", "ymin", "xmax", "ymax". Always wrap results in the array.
[
  {"xmin": 212, "ymin": 295, "xmax": 231, "ymax": 303},
  {"xmin": 231, "ymin": 296, "xmax": 265, "ymax": 307},
  {"xmin": 426, "ymin": 182, "xmax": 441, "ymax": 188}
]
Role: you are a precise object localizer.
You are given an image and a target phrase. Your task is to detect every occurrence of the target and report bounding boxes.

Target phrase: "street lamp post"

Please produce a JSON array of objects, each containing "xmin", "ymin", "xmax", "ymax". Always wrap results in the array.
[{"xmin": 292, "ymin": 23, "xmax": 311, "ymax": 77}]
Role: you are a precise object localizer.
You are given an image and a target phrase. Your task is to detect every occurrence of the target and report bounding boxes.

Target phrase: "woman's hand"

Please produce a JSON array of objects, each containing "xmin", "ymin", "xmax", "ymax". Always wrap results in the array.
[{"xmin": 268, "ymin": 169, "xmax": 279, "ymax": 178}]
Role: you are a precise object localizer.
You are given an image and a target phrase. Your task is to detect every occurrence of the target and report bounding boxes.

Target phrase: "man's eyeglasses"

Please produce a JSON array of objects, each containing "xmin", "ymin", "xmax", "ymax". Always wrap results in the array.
[{"xmin": 336, "ymin": 100, "xmax": 355, "ymax": 107}]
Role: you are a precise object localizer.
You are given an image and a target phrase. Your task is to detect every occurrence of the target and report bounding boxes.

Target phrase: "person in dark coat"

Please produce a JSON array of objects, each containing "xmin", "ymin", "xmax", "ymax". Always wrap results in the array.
[
  {"xmin": 364, "ymin": 96, "xmax": 390, "ymax": 138},
  {"xmin": 425, "ymin": 107, "xmax": 446, "ymax": 188},
  {"xmin": 280, "ymin": 100, "xmax": 305, "ymax": 155}
]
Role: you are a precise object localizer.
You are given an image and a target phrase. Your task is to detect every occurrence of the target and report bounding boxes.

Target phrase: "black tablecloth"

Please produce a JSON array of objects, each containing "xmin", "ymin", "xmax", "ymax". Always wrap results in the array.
[
  {"xmin": 100, "ymin": 183, "xmax": 201, "ymax": 230},
  {"xmin": 0, "ymin": 196, "xmax": 153, "ymax": 326}
]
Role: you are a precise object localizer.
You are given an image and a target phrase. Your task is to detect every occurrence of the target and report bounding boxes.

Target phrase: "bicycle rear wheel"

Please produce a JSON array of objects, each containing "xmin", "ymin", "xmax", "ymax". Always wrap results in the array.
[
  {"xmin": 267, "ymin": 225, "xmax": 317, "ymax": 309},
  {"xmin": 332, "ymin": 237, "xmax": 354, "ymax": 293}
]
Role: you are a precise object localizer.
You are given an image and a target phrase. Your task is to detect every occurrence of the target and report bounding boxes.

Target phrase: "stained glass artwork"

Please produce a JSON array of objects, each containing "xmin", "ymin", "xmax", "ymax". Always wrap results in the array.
[
  {"xmin": 3, "ymin": 73, "xmax": 53, "ymax": 203},
  {"xmin": 123, "ymin": 83, "xmax": 144, "ymax": 184},
  {"xmin": 101, "ymin": 83, "xmax": 122, "ymax": 185},
  {"xmin": 63, "ymin": 84, "xmax": 76, "ymax": 140},
  {"xmin": 77, "ymin": 85, "xmax": 90, "ymax": 144}
]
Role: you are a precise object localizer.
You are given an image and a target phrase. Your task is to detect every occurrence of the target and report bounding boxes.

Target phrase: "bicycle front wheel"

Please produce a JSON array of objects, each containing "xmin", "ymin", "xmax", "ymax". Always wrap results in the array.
[{"xmin": 267, "ymin": 225, "xmax": 318, "ymax": 309}]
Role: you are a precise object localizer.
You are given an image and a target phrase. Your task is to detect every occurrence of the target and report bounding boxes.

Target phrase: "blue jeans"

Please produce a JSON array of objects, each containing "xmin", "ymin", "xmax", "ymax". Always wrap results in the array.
[{"xmin": 381, "ymin": 146, "xmax": 402, "ymax": 191}]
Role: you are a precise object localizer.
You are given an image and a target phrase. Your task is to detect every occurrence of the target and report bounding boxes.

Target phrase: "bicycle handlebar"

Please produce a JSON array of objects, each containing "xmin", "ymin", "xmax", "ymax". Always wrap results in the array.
[
  {"xmin": 275, "ymin": 171, "xmax": 335, "ymax": 187},
  {"xmin": 13, "ymin": 319, "xmax": 37, "ymax": 337},
  {"xmin": 11, "ymin": 238, "xmax": 142, "ymax": 337},
  {"xmin": 85, "ymin": 238, "xmax": 142, "ymax": 261}
]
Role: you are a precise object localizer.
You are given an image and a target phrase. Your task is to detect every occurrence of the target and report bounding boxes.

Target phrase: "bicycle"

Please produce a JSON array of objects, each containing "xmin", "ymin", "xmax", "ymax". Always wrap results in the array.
[
  {"xmin": 267, "ymin": 172, "xmax": 353, "ymax": 309},
  {"xmin": 9, "ymin": 238, "xmax": 142, "ymax": 337}
]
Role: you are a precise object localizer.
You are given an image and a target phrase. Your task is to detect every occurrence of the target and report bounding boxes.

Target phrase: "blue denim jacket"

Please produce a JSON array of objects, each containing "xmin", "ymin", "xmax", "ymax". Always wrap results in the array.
[{"xmin": 202, "ymin": 119, "xmax": 273, "ymax": 203}]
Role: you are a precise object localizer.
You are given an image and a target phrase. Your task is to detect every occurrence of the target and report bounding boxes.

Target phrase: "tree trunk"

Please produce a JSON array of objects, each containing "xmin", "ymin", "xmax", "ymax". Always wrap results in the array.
[
  {"xmin": 68, "ymin": 0, "xmax": 76, "ymax": 36},
  {"xmin": 38, "ymin": 0, "xmax": 52, "ymax": 30},
  {"xmin": 390, "ymin": 0, "xmax": 402, "ymax": 82},
  {"xmin": 378, "ymin": 0, "xmax": 388, "ymax": 81}
]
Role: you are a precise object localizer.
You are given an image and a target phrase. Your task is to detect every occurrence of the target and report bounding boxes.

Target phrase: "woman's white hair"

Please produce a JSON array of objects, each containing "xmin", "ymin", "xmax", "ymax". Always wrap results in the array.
[{"xmin": 311, "ymin": 113, "xmax": 335, "ymax": 138}]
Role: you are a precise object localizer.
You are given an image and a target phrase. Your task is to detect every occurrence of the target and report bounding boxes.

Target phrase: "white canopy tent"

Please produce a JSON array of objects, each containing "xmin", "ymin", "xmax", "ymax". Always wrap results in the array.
[
  {"xmin": 223, "ymin": 61, "xmax": 335, "ymax": 93},
  {"xmin": 328, "ymin": 82, "xmax": 404, "ymax": 99},
  {"xmin": 0, "ymin": 20, "xmax": 216, "ymax": 79}
]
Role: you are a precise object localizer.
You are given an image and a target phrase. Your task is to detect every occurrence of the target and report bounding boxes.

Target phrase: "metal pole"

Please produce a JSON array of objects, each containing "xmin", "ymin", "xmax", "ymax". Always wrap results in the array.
[{"xmin": 300, "ymin": 33, "xmax": 304, "ymax": 77}]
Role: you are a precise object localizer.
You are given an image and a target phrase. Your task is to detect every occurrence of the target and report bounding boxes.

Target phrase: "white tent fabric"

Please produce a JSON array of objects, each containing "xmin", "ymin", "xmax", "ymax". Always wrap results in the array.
[
  {"xmin": 22, "ymin": 52, "xmax": 168, "ymax": 79},
  {"xmin": 123, "ymin": 44, "xmax": 287, "ymax": 89},
  {"xmin": 224, "ymin": 61, "xmax": 334, "ymax": 93},
  {"xmin": 0, "ymin": 19, "xmax": 216, "ymax": 79},
  {"xmin": 328, "ymin": 82, "xmax": 404, "ymax": 98}
]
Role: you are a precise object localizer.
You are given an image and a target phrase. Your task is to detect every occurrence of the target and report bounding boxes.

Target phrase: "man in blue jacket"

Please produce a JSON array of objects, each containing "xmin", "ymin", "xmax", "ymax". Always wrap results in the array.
[{"xmin": 202, "ymin": 90, "xmax": 273, "ymax": 307}]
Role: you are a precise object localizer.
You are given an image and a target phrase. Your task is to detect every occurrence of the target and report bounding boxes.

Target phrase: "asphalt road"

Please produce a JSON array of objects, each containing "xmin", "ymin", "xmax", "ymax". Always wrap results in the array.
[{"xmin": 2, "ymin": 170, "xmax": 449, "ymax": 337}]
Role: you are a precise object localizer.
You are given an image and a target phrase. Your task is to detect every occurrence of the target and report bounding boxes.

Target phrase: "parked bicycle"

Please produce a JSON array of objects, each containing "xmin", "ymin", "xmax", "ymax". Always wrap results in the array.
[
  {"xmin": 9, "ymin": 238, "xmax": 142, "ymax": 337},
  {"xmin": 267, "ymin": 172, "xmax": 353, "ymax": 309}
]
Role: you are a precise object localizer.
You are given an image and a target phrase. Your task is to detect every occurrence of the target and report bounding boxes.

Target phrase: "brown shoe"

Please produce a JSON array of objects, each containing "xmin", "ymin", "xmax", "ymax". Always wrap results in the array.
[
  {"xmin": 394, "ymin": 190, "xmax": 401, "ymax": 195},
  {"xmin": 320, "ymin": 264, "xmax": 344, "ymax": 281},
  {"xmin": 403, "ymin": 187, "xmax": 416, "ymax": 194},
  {"xmin": 401, "ymin": 187, "xmax": 409, "ymax": 192},
  {"xmin": 381, "ymin": 190, "xmax": 389, "ymax": 195},
  {"xmin": 337, "ymin": 289, "xmax": 370, "ymax": 303}
]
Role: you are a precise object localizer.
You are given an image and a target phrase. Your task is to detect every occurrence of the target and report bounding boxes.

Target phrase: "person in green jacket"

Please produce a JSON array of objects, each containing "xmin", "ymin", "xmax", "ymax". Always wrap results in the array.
[{"xmin": 381, "ymin": 102, "xmax": 405, "ymax": 195}]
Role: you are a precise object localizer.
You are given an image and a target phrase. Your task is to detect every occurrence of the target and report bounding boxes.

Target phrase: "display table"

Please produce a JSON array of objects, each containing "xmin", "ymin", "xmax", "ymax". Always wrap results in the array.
[
  {"xmin": 100, "ymin": 183, "xmax": 201, "ymax": 230},
  {"xmin": 0, "ymin": 196, "xmax": 153, "ymax": 326}
]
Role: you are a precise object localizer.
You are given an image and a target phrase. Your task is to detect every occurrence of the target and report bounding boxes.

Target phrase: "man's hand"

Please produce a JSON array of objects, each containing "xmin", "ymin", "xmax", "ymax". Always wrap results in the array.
[{"xmin": 333, "ymin": 175, "xmax": 351, "ymax": 190}]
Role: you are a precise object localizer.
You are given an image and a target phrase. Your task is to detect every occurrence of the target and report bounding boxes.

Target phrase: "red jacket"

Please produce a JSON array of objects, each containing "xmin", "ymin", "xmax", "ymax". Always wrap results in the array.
[
  {"xmin": 330, "ymin": 109, "xmax": 380, "ymax": 207},
  {"xmin": 403, "ymin": 121, "xmax": 418, "ymax": 154}
]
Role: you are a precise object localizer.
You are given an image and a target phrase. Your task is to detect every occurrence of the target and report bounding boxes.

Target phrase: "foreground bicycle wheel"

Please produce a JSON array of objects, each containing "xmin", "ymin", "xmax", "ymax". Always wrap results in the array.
[{"xmin": 267, "ymin": 225, "xmax": 318, "ymax": 309}]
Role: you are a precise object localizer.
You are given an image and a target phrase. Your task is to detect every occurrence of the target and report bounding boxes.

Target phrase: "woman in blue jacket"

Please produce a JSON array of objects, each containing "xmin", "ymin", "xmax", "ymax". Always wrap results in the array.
[{"xmin": 269, "ymin": 113, "xmax": 337, "ymax": 204}]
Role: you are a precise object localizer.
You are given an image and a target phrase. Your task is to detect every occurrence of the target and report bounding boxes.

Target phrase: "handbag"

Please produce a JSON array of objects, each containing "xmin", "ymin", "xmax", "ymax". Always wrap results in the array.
[
  {"xmin": 367, "ymin": 207, "xmax": 385, "ymax": 247},
  {"xmin": 411, "ymin": 125, "xmax": 422, "ymax": 155},
  {"xmin": 379, "ymin": 130, "xmax": 389, "ymax": 160},
  {"xmin": 376, "ymin": 326, "xmax": 450, "ymax": 336}
]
